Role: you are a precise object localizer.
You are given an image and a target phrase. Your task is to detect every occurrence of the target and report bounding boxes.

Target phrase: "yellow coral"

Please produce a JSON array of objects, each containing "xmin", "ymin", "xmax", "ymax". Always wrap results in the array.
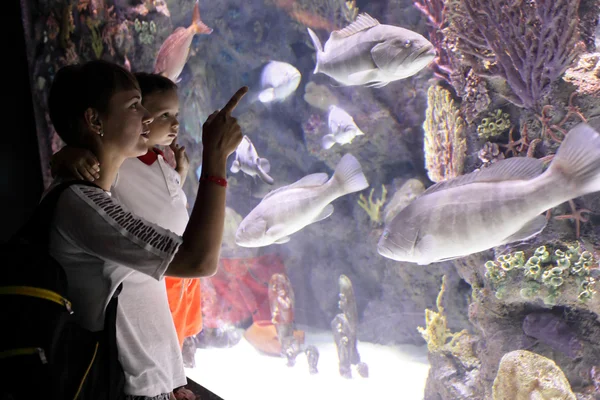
[
  {"xmin": 357, "ymin": 185, "xmax": 387, "ymax": 225},
  {"xmin": 417, "ymin": 276, "xmax": 467, "ymax": 353},
  {"xmin": 477, "ymin": 109, "xmax": 511, "ymax": 139},
  {"xmin": 423, "ymin": 85, "xmax": 467, "ymax": 183}
]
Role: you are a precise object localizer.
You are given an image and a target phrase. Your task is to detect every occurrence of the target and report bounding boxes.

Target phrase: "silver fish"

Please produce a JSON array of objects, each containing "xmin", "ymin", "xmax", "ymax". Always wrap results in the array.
[
  {"xmin": 236, "ymin": 153, "xmax": 369, "ymax": 247},
  {"xmin": 322, "ymin": 105, "xmax": 365, "ymax": 149},
  {"xmin": 258, "ymin": 61, "xmax": 302, "ymax": 103},
  {"xmin": 307, "ymin": 13, "xmax": 436, "ymax": 88},
  {"xmin": 378, "ymin": 123, "xmax": 600, "ymax": 265},
  {"xmin": 230, "ymin": 136, "xmax": 274, "ymax": 185},
  {"xmin": 153, "ymin": 0, "xmax": 212, "ymax": 83}
]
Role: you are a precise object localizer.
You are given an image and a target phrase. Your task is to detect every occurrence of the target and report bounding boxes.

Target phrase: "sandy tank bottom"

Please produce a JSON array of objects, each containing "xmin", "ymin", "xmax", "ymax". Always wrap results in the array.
[{"xmin": 186, "ymin": 325, "xmax": 430, "ymax": 400}]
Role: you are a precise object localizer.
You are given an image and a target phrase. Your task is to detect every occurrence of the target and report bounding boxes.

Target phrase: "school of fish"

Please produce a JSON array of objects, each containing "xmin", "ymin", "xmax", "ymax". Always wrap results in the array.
[{"xmin": 148, "ymin": 5, "xmax": 600, "ymax": 268}]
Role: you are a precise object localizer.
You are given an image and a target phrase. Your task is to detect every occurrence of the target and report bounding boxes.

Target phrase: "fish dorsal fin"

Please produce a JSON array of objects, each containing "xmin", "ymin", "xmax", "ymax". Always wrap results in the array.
[
  {"xmin": 329, "ymin": 13, "xmax": 380, "ymax": 41},
  {"xmin": 422, "ymin": 157, "xmax": 545, "ymax": 196},
  {"xmin": 261, "ymin": 173, "xmax": 329, "ymax": 200}
]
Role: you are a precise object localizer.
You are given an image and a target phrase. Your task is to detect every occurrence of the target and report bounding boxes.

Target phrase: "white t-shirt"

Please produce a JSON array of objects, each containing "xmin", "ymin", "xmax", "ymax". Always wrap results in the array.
[
  {"xmin": 49, "ymin": 181, "xmax": 187, "ymax": 396},
  {"xmin": 109, "ymin": 153, "xmax": 190, "ymax": 394},
  {"xmin": 113, "ymin": 152, "xmax": 189, "ymax": 236}
]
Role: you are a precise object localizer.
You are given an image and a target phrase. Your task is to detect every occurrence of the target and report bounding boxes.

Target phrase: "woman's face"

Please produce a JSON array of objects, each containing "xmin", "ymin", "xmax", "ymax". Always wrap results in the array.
[{"xmin": 100, "ymin": 88, "xmax": 153, "ymax": 158}]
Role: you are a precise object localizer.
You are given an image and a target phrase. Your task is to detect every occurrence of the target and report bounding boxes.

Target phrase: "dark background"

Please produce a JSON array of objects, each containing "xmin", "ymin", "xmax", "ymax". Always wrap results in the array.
[{"xmin": 2, "ymin": 0, "xmax": 44, "ymax": 241}]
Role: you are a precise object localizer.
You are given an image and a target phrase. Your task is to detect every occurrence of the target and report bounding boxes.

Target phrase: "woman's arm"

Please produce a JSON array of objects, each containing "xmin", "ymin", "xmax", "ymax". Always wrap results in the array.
[{"xmin": 166, "ymin": 86, "xmax": 247, "ymax": 278}]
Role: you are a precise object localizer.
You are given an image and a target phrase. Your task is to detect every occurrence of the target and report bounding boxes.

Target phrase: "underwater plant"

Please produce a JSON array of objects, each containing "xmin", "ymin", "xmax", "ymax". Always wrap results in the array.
[
  {"xmin": 413, "ymin": 0, "xmax": 453, "ymax": 83},
  {"xmin": 134, "ymin": 19, "xmax": 157, "ymax": 46},
  {"xmin": 417, "ymin": 275, "xmax": 468, "ymax": 353},
  {"xmin": 476, "ymin": 109, "xmax": 511, "ymax": 140},
  {"xmin": 357, "ymin": 185, "xmax": 387, "ymax": 226},
  {"xmin": 423, "ymin": 85, "xmax": 467, "ymax": 183},
  {"xmin": 86, "ymin": 18, "xmax": 104, "ymax": 59},
  {"xmin": 485, "ymin": 243, "xmax": 598, "ymax": 306},
  {"xmin": 445, "ymin": 0, "xmax": 584, "ymax": 109}
]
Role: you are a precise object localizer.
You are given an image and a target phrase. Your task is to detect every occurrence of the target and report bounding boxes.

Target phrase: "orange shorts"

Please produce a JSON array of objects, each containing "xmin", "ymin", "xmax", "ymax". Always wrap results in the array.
[{"xmin": 165, "ymin": 277, "xmax": 203, "ymax": 348}]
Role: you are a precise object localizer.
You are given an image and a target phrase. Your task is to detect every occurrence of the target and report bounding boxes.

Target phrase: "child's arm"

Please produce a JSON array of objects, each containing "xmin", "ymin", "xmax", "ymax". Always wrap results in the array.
[
  {"xmin": 51, "ymin": 146, "xmax": 100, "ymax": 181},
  {"xmin": 170, "ymin": 139, "xmax": 190, "ymax": 186}
]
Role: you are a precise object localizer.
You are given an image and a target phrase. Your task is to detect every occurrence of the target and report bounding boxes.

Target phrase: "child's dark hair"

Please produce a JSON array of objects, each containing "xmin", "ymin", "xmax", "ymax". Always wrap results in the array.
[
  {"xmin": 134, "ymin": 73, "xmax": 178, "ymax": 98},
  {"xmin": 48, "ymin": 60, "xmax": 139, "ymax": 147}
]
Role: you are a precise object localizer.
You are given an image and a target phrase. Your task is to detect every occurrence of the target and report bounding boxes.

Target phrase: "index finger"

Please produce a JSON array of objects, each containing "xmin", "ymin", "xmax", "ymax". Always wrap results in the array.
[{"xmin": 220, "ymin": 86, "xmax": 249, "ymax": 115}]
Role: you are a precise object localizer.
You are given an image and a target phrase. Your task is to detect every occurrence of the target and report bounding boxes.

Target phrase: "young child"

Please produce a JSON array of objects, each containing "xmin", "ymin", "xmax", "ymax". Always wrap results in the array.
[{"xmin": 52, "ymin": 72, "xmax": 204, "ymax": 397}]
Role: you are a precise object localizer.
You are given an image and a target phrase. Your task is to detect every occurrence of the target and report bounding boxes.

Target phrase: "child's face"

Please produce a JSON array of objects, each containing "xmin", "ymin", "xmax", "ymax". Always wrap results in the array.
[{"xmin": 142, "ymin": 88, "xmax": 180, "ymax": 148}]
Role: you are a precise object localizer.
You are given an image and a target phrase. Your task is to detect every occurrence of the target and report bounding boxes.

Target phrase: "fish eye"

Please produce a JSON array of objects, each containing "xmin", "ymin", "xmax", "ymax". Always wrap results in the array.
[{"xmin": 403, "ymin": 40, "xmax": 412, "ymax": 48}]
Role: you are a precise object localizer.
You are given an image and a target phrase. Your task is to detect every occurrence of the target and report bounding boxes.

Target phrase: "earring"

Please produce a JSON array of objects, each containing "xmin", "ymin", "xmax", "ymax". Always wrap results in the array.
[{"xmin": 99, "ymin": 128, "xmax": 104, "ymax": 137}]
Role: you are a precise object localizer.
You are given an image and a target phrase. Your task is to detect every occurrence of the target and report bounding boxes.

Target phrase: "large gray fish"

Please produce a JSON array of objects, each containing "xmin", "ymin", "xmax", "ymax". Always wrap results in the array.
[
  {"xmin": 307, "ymin": 13, "xmax": 436, "ymax": 88},
  {"xmin": 378, "ymin": 123, "xmax": 600, "ymax": 265},
  {"xmin": 235, "ymin": 154, "xmax": 369, "ymax": 247}
]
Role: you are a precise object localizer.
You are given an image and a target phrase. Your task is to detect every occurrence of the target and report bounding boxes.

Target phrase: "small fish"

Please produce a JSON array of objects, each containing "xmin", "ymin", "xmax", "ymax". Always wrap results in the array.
[
  {"xmin": 377, "ymin": 123, "xmax": 600, "ymax": 265},
  {"xmin": 230, "ymin": 136, "xmax": 274, "ymax": 185},
  {"xmin": 236, "ymin": 153, "xmax": 369, "ymax": 247},
  {"xmin": 153, "ymin": 0, "xmax": 212, "ymax": 82},
  {"xmin": 257, "ymin": 61, "xmax": 302, "ymax": 103},
  {"xmin": 322, "ymin": 105, "xmax": 364, "ymax": 149},
  {"xmin": 307, "ymin": 13, "xmax": 436, "ymax": 88}
]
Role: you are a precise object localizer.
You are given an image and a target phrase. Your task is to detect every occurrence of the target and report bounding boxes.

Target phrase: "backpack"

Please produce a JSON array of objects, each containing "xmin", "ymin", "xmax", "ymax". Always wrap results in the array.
[{"xmin": 0, "ymin": 180, "xmax": 125, "ymax": 400}]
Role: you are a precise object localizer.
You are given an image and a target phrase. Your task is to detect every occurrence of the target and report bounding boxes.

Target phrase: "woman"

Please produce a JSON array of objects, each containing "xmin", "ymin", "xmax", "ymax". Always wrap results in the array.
[{"xmin": 47, "ymin": 60, "xmax": 247, "ymax": 400}]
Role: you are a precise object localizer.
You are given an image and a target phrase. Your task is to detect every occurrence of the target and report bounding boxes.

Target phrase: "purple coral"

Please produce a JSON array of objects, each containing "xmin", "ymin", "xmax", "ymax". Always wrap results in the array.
[
  {"xmin": 413, "ymin": 0, "xmax": 453, "ymax": 82},
  {"xmin": 454, "ymin": 0, "xmax": 584, "ymax": 109}
]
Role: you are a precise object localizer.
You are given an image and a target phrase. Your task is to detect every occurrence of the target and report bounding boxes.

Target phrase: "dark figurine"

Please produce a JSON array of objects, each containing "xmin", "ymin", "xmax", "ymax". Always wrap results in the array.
[
  {"xmin": 181, "ymin": 336, "xmax": 196, "ymax": 368},
  {"xmin": 268, "ymin": 273, "xmax": 299, "ymax": 366},
  {"xmin": 356, "ymin": 362, "xmax": 369, "ymax": 378},
  {"xmin": 338, "ymin": 274, "xmax": 360, "ymax": 365},
  {"xmin": 331, "ymin": 313, "xmax": 353, "ymax": 378},
  {"xmin": 305, "ymin": 345, "xmax": 320, "ymax": 374}
]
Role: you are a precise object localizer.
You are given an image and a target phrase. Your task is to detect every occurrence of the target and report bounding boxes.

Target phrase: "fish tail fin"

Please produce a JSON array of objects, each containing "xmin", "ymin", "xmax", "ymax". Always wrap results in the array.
[
  {"xmin": 259, "ymin": 158, "xmax": 271, "ymax": 174},
  {"xmin": 321, "ymin": 134, "xmax": 336, "ymax": 150},
  {"xmin": 307, "ymin": 28, "xmax": 323, "ymax": 74},
  {"xmin": 331, "ymin": 153, "xmax": 369, "ymax": 195},
  {"xmin": 230, "ymin": 160, "xmax": 241, "ymax": 173},
  {"xmin": 257, "ymin": 166, "xmax": 275, "ymax": 185},
  {"xmin": 191, "ymin": 0, "xmax": 213, "ymax": 34},
  {"xmin": 547, "ymin": 122, "xmax": 600, "ymax": 196},
  {"xmin": 258, "ymin": 88, "xmax": 275, "ymax": 103}
]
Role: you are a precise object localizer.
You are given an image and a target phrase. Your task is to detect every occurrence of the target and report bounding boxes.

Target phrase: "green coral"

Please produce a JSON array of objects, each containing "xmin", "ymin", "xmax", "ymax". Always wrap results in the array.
[
  {"xmin": 134, "ymin": 19, "xmax": 157, "ymax": 45},
  {"xmin": 484, "ymin": 244, "xmax": 598, "ymax": 304},
  {"xmin": 86, "ymin": 18, "xmax": 104, "ymax": 59},
  {"xmin": 423, "ymin": 85, "xmax": 467, "ymax": 183},
  {"xmin": 477, "ymin": 109, "xmax": 511, "ymax": 140},
  {"xmin": 357, "ymin": 185, "xmax": 387, "ymax": 225},
  {"xmin": 59, "ymin": 1, "xmax": 75, "ymax": 50}
]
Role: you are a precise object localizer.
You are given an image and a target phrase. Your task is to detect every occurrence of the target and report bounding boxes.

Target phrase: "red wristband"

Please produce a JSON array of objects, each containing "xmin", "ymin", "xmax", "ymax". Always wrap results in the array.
[{"xmin": 201, "ymin": 175, "xmax": 228, "ymax": 187}]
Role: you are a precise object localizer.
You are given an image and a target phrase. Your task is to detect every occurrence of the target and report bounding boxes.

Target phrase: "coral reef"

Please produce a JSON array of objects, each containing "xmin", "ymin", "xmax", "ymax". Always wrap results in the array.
[
  {"xmin": 492, "ymin": 350, "xmax": 576, "ymax": 400},
  {"xmin": 133, "ymin": 18, "xmax": 157, "ymax": 45},
  {"xmin": 563, "ymin": 53, "xmax": 600, "ymax": 96},
  {"xmin": 484, "ymin": 243, "xmax": 598, "ymax": 306},
  {"xmin": 477, "ymin": 109, "xmax": 511, "ymax": 140},
  {"xmin": 413, "ymin": 0, "xmax": 453, "ymax": 82},
  {"xmin": 417, "ymin": 275, "xmax": 468, "ymax": 352},
  {"xmin": 445, "ymin": 0, "xmax": 585, "ymax": 109},
  {"xmin": 357, "ymin": 185, "xmax": 387, "ymax": 226},
  {"xmin": 423, "ymin": 85, "xmax": 467, "ymax": 183}
]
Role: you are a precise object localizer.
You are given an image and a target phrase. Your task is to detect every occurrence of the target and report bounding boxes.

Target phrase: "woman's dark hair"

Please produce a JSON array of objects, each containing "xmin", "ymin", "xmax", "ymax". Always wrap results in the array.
[
  {"xmin": 134, "ymin": 72, "xmax": 178, "ymax": 98},
  {"xmin": 48, "ymin": 60, "xmax": 139, "ymax": 146}
]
